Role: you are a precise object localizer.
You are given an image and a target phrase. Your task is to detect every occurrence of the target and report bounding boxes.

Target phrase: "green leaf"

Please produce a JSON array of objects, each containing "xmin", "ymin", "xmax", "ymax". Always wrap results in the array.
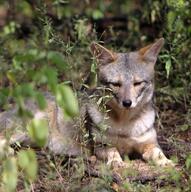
[
  {"xmin": 25, "ymin": 150, "xmax": 38, "ymax": 181},
  {"xmin": 13, "ymin": 83, "xmax": 34, "ymax": 98},
  {"xmin": 74, "ymin": 19, "xmax": 88, "ymax": 41},
  {"xmin": 92, "ymin": 9, "xmax": 104, "ymax": 19},
  {"xmin": 168, "ymin": 167, "xmax": 181, "ymax": 182},
  {"xmin": 56, "ymin": 84, "xmax": 79, "ymax": 118},
  {"xmin": 17, "ymin": 149, "xmax": 38, "ymax": 181},
  {"xmin": 20, "ymin": 83, "xmax": 35, "ymax": 97},
  {"xmin": 17, "ymin": 150, "xmax": 30, "ymax": 169},
  {"xmin": 0, "ymin": 92, "xmax": 7, "ymax": 107},
  {"xmin": 17, "ymin": 1, "xmax": 33, "ymax": 17},
  {"xmin": 2, "ymin": 157, "xmax": 18, "ymax": 192},
  {"xmin": 6, "ymin": 71, "xmax": 17, "ymax": 85},
  {"xmin": 43, "ymin": 67, "xmax": 58, "ymax": 92},
  {"xmin": 13, "ymin": 49, "xmax": 46, "ymax": 69},
  {"xmin": 47, "ymin": 51, "xmax": 67, "ymax": 70},
  {"xmin": 90, "ymin": 61, "xmax": 97, "ymax": 73},
  {"xmin": 167, "ymin": 11, "xmax": 176, "ymax": 32},
  {"xmin": 165, "ymin": 58, "xmax": 172, "ymax": 78},
  {"xmin": 27, "ymin": 119, "xmax": 49, "ymax": 147},
  {"xmin": 180, "ymin": 124, "xmax": 189, "ymax": 131},
  {"xmin": 185, "ymin": 154, "xmax": 191, "ymax": 170},
  {"xmin": 35, "ymin": 92, "xmax": 47, "ymax": 110}
]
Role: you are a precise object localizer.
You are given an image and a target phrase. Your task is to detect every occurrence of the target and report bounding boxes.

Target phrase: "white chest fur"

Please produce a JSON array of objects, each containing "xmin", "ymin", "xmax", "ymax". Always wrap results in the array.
[
  {"xmin": 94, "ymin": 107, "xmax": 157, "ymax": 154},
  {"xmin": 107, "ymin": 109, "xmax": 155, "ymax": 138}
]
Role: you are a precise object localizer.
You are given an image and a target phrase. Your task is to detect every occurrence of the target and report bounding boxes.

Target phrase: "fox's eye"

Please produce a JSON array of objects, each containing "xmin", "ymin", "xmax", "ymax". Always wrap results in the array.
[
  {"xmin": 134, "ymin": 81, "xmax": 145, "ymax": 86},
  {"xmin": 109, "ymin": 82, "xmax": 121, "ymax": 87}
]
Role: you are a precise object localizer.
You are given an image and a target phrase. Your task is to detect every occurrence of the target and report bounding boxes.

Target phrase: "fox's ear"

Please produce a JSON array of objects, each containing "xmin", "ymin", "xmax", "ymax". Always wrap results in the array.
[
  {"xmin": 90, "ymin": 42, "xmax": 116, "ymax": 65},
  {"xmin": 139, "ymin": 38, "xmax": 164, "ymax": 63}
]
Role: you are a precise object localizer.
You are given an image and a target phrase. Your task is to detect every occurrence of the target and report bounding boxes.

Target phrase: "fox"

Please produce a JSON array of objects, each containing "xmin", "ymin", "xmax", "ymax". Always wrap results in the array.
[
  {"xmin": 0, "ymin": 38, "xmax": 174, "ymax": 167},
  {"xmin": 88, "ymin": 38, "xmax": 174, "ymax": 167}
]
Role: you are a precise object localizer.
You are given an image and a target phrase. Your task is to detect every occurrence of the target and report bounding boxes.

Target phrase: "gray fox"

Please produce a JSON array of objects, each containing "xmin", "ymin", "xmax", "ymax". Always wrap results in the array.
[{"xmin": 0, "ymin": 38, "xmax": 173, "ymax": 167}]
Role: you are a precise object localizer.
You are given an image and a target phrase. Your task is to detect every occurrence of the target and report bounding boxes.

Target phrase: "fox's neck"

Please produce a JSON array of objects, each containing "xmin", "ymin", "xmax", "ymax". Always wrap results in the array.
[{"xmin": 106, "ymin": 99, "xmax": 151, "ymax": 123}]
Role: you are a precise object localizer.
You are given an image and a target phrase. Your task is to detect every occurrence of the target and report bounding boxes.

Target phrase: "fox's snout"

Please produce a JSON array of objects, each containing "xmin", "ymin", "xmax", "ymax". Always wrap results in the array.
[
  {"xmin": 113, "ymin": 84, "xmax": 136, "ymax": 109},
  {"xmin": 122, "ymin": 99, "xmax": 132, "ymax": 108},
  {"xmin": 113, "ymin": 87, "xmax": 134, "ymax": 109}
]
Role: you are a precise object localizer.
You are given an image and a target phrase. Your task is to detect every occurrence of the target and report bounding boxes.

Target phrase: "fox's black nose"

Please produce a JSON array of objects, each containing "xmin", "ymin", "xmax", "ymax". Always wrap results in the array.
[{"xmin": 122, "ymin": 100, "xmax": 132, "ymax": 108}]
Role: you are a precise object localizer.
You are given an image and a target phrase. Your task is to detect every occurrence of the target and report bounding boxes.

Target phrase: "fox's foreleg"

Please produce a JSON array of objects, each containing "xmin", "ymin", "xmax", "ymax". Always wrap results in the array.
[
  {"xmin": 140, "ymin": 143, "xmax": 174, "ymax": 167},
  {"xmin": 86, "ymin": 105, "xmax": 127, "ymax": 168},
  {"xmin": 95, "ymin": 146, "xmax": 127, "ymax": 168}
]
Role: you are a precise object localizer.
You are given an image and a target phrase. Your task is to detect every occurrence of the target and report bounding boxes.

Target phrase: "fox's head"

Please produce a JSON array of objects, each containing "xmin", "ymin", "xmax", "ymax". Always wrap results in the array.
[{"xmin": 90, "ymin": 38, "xmax": 164, "ymax": 109}]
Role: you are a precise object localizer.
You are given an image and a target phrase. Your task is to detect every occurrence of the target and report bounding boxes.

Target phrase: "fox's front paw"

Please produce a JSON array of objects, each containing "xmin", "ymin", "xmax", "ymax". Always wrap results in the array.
[
  {"xmin": 105, "ymin": 147, "xmax": 128, "ymax": 169},
  {"xmin": 155, "ymin": 157, "xmax": 175, "ymax": 167},
  {"xmin": 107, "ymin": 158, "xmax": 128, "ymax": 169},
  {"xmin": 143, "ymin": 147, "xmax": 175, "ymax": 167}
]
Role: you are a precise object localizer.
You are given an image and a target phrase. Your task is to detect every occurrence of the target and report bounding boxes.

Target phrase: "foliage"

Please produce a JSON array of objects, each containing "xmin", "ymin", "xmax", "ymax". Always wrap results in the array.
[{"xmin": 0, "ymin": 0, "xmax": 190, "ymax": 191}]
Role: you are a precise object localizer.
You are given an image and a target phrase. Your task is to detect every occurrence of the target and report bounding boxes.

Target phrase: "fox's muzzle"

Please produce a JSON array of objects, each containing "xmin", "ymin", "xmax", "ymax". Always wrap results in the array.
[{"xmin": 122, "ymin": 99, "xmax": 132, "ymax": 108}]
